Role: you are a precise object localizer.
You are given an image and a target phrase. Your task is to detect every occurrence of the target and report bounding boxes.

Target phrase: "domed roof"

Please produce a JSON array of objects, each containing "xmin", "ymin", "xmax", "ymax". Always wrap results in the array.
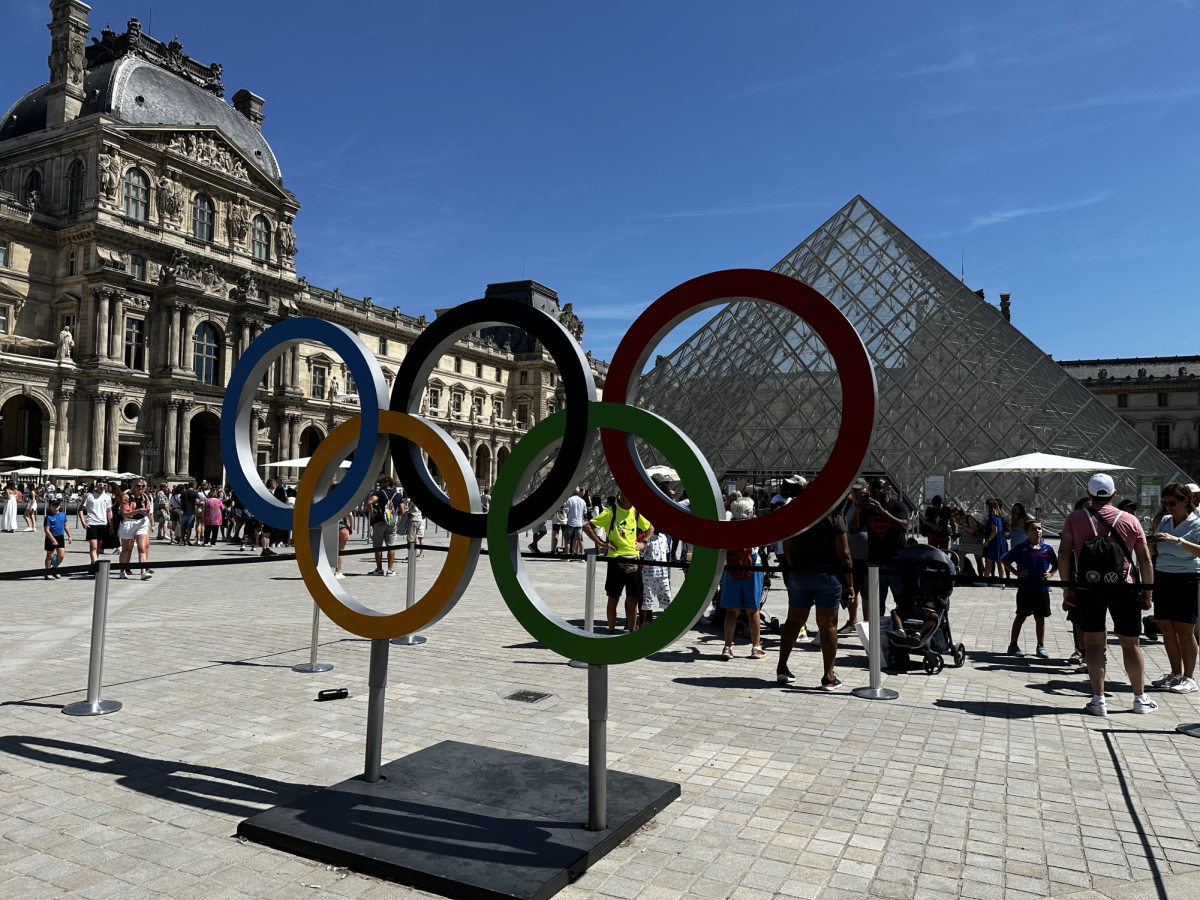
[{"xmin": 1, "ymin": 27, "xmax": 281, "ymax": 184}]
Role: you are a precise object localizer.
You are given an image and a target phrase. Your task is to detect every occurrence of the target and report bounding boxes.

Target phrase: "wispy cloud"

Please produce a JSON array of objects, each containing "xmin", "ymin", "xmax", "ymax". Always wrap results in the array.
[
  {"xmin": 1048, "ymin": 86, "xmax": 1200, "ymax": 112},
  {"xmin": 966, "ymin": 192, "xmax": 1112, "ymax": 231},
  {"xmin": 636, "ymin": 201, "xmax": 826, "ymax": 221},
  {"xmin": 898, "ymin": 51, "xmax": 977, "ymax": 78}
]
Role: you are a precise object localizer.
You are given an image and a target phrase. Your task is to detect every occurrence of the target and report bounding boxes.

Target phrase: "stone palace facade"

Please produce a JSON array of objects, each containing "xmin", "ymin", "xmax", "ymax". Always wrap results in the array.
[{"xmin": 0, "ymin": 1, "xmax": 605, "ymax": 487}]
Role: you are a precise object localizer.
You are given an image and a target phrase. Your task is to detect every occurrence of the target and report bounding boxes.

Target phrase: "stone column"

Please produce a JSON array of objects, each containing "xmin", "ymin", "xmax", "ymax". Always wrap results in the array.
[
  {"xmin": 177, "ymin": 401, "xmax": 193, "ymax": 477},
  {"xmin": 109, "ymin": 293, "xmax": 125, "ymax": 362},
  {"xmin": 240, "ymin": 320, "xmax": 250, "ymax": 363},
  {"xmin": 167, "ymin": 303, "xmax": 181, "ymax": 374},
  {"xmin": 178, "ymin": 306, "xmax": 194, "ymax": 372},
  {"xmin": 53, "ymin": 390, "xmax": 72, "ymax": 467},
  {"xmin": 95, "ymin": 290, "xmax": 110, "ymax": 361},
  {"xmin": 104, "ymin": 393, "xmax": 121, "ymax": 471},
  {"xmin": 276, "ymin": 414, "xmax": 289, "ymax": 464},
  {"xmin": 250, "ymin": 406, "xmax": 263, "ymax": 477},
  {"xmin": 290, "ymin": 346, "xmax": 301, "ymax": 389},
  {"xmin": 163, "ymin": 401, "xmax": 178, "ymax": 479},
  {"xmin": 288, "ymin": 414, "xmax": 304, "ymax": 482},
  {"xmin": 90, "ymin": 393, "xmax": 106, "ymax": 470}
]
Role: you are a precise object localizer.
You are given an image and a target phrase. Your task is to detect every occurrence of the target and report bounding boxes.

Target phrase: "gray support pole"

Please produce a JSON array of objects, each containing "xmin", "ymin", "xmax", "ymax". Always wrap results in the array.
[
  {"xmin": 569, "ymin": 548, "xmax": 598, "ymax": 668},
  {"xmin": 293, "ymin": 601, "xmax": 333, "ymax": 673},
  {"xmin": 852, "ymin": 565, "xmax": 898, "ymax": 701},
  {"xmin": 63, "ymin": 560, "xmax": 122, "ymax": 716},
  {"xmin": 587, "ymin": 663, "xmax": 608, "ymax": 831},
  {"xmin": 363, "ymin": 638, "xmax": 389, "ymax": 783},
  {"xmin": 392, "ymin": 539, "xmax": 427, "ymax": 646}
]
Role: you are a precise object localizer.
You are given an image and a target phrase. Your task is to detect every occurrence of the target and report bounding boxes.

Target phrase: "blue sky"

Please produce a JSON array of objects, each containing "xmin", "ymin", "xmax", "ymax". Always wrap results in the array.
[{"xmin": 6, "ymin": 1, "xmax": 1198, "ymax": 361}]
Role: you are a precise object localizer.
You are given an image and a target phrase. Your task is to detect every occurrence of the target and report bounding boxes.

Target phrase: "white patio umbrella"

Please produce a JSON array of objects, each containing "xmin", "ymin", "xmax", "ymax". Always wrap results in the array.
[
  {"xmin": 265, "ymin": 457, "xmax": 351, "ymax": 469},
  {"xmin": 954, "ymin": 452, "xmax": 1134, "ymax": 515},
  {"xmin": 0, "ymin": 454, "xmax": 43, "ymax": 464},
  {"xmin": 4, "ymin": 466, "xmax": 44, "ymax": 477}
]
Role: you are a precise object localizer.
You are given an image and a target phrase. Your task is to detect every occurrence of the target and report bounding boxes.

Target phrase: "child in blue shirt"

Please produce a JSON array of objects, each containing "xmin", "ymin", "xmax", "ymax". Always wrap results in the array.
[
  {"xmin": 44, "ymin": 499, "xmax": 72, "ymax": 579},
  {"xmin": 1001, "ymin": 520, "xmax": 1058, "ymax": 658}
]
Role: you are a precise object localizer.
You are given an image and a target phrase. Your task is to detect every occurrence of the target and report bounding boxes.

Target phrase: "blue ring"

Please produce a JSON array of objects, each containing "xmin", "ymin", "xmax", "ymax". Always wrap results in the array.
[{"xmin": 220, "ymin": 318, "xmax": 388, "ymax": 531}]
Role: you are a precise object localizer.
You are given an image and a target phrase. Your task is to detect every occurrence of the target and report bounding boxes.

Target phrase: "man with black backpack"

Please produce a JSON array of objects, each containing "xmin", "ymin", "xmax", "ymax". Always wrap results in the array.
[{"xmin": 1058, "ymin": 473, "xmax": 1156, "ymax": 716}]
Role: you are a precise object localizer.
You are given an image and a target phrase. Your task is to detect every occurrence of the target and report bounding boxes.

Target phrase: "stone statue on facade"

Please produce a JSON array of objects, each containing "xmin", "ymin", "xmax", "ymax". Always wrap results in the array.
[
  {"xmin": 26, "ymin": 189, "xmax": 43, "ymax": 212},
  {"xmin": 277, "ymin": 217, "xmax": 297, "ymax": 258},
  {"xmin": 559, "ymin": 303, "xmax": 584, "ymax": 342},
  {"xmin": 55, "ymin": 326, "xmax": 74, "ymax": 362},
  {"xmin": 230, "ymin": 271, "xmax": 258, "ymax": 302},
  {"xmin": 98, "ymin": 151, "xmax": 121, "ymax": 200},
  {"xmin": 199, "ymin": 264, "xmax": 223, "ymax": 293},
  {"xmin": 161, "ymin": 248, "xmax": 198, "ymax": 283},
  {"xmin": 156, "ymin": 172, "xmax": 183, "ymax": 222},
  {"xmin": 227, "ymin": 196, "xmax": 251, "ymax": 242}
]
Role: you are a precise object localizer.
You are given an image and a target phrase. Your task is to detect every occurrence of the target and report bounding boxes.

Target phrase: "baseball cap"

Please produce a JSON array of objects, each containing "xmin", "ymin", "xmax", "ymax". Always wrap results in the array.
[
  {"xmin": 851, "ymin": 478, "xmax": 868, "ymax": 490},
  {"xmin": 1187, "ymin": 483, "xmax": 1200, "ymax": 494},
  {"xmin": 1088, "ymin": 473, "xmax": 1116, "ymax": 498},
  {"xmin": 783, "ymin": 475, "xmax": 808, "ymax": 488}
]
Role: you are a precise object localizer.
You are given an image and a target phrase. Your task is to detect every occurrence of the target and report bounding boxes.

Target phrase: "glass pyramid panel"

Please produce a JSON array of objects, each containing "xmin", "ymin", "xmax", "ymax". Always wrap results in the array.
[{"xmin": 588, "ymin": 196, "xmax": 1185, "ymax": 525}]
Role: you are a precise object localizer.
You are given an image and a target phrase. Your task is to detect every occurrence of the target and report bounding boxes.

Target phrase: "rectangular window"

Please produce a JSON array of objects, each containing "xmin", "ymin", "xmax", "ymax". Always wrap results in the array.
[
  {"xmin": 0, "ymin": 305, "xmax": 9, "ymax": 335},
  {"xmin": 379, "ymin": 336, "xmax": 388, "ymax": 355},
  {"xmin": 124, "ymin": 317, "xmax": 145, "ymax": 370},
  {"xmin": 452, "ymin": 393, "xmax": 463, "ymax": 415},
  {"xmin": 475, "ymin": 361, "xmax": 483, "ymax": 378},
  {"xmin": 312, "ymin": 366, "xmax": 326, "ymax": 400},
  {"xmin": 495, "ymin": 367, "xmax": 502, "ymax": 383},
  {"xmin": 428, "ymin": 388, "xmax": 440, "ymax": 411},
  {"xmin": 549, "ymin": 372, "xmax": 555, "ymax": 386},
  {"xmin": 519, "ymin": 371, "xmax": 528, "ymax": 385},
  {"xmin": 473, "ymin": 396, "xmax": 483, "ymax": 417},
  {"xmin": 130, "ymin": 255, "xmax": 146, "ymax": 281},
  {"xmin": 345, "ymin": 371, "xmax": 357, "ymax": 396},
  {"xmin": 0, "ymin": 239, "xmax": 7, "ymax": 267},
  {"xmin": 492, "ymin": 399, "xmax": 503, "ymax": 419},
  {"xmin": 1117, "ymin": 393, "xmax": 1128, "ymax": 408},
  {"xmin": 68, "ymin": 251, "xmax": 76, "ymax": 276},
  {"xmin": 1157, "ymin": 423, "xmax": 1171, "ymax": 450},
  {"xmin": 1158, "ymin": 392, "xmax": 1169, "ymax": 407},
  {"xmin": 258, "ymin": 288, "xmax": 269, "ymax": 304},
  {"xmin": 517, "ymin": 403, "xmax": 529, "ymax": 423},
  {"xmin": 454, "ymin": 357, "xmax": 462, "ymax": 374}
]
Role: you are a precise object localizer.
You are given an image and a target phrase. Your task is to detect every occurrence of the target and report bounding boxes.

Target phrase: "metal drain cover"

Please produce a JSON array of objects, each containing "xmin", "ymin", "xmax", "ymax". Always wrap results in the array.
[{"xmin": 505, "ymin": 690, "xmax": 551, "ymax": 703}]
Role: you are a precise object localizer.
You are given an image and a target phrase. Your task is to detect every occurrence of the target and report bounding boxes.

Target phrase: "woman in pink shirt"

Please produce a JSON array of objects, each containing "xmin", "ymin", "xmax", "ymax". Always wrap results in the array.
[{"xmin": 203, "ymin": 490, "xmax": 224, "ymax": 546}]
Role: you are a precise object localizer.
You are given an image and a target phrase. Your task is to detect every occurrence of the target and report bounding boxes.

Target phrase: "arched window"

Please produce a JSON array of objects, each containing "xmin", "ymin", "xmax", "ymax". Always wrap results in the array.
[
  {"xmin": 191, "ymin": 193, "xmax": 215, "ymax": 241},
  {"xmin": 24, "ymin": 170, "xmax": 42, "ymax": 205},
  {"xmin": 251, "ymin": 215, "xmax": 270, "ymax": 260},
  {"xmin": 123, "ymin": 168, "xmax": 149, "ymax": 220},
  {"xmin": 67, "ymin": 161, "xmax": 84, "ymax": 214},
  {"xmin": 193, "ymin": 322, "xmax": 220, "ymax": 385}
]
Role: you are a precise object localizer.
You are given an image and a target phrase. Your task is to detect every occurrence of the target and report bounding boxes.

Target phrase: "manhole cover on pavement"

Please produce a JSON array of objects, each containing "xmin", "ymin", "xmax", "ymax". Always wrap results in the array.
[{"xmin": 505, "ymin": 690, "xmax": 551, "ymax": 703}]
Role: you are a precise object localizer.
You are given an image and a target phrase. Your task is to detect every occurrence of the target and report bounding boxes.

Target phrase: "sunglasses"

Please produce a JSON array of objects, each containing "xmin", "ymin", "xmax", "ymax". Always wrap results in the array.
[{"xmin": 1164, "ymin": 499, "xmax": 1182, "ymax": 507}]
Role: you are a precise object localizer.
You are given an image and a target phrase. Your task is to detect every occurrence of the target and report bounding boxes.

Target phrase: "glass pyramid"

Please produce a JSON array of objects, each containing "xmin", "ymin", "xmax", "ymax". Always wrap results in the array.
[{"xmin": 603, "ymin": 195, "xmax": 1185, "ymax": 525}]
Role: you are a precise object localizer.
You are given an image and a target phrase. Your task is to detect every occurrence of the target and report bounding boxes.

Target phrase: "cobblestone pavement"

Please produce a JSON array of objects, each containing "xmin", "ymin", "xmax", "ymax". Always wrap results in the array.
[{"xmin": 3, "ymin": 528, "xmax": 1200, "ymax": 900}]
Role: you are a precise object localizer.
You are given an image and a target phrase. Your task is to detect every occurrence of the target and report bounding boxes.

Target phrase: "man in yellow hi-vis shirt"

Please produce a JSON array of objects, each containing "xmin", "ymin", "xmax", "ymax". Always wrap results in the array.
[{"xmin": 584, "ymin": 491, "xmax": 654, "ymax": 633}]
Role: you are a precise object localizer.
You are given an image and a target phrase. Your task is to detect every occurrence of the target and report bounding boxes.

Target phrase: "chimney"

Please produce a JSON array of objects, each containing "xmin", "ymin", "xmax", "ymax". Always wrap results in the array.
[
  {"xmin": 999, "ymin": 292, "xmax": 1011, "ymax": 322},
  {"xmin": 45, "ymin": 0, "xmax": 91, "ymax": 126},
  {"xmin": 231, "ymin": 89, "xmax": 265, "ymax": 131}
]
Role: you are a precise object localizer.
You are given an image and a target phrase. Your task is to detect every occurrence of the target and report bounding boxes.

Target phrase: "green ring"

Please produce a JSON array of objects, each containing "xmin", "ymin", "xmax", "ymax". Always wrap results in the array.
[{"xmin": 489, "ymin": 401, "xmax": 725, "ymax": 665}]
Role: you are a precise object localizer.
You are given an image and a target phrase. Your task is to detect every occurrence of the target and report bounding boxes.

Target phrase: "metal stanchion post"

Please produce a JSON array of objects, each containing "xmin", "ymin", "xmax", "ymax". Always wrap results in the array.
[
  {"xmin": 293, "ymin": 601, "xmax": 333, "ymax": 673},
  {"xmin": 1177, "ymin": 579, "xmax": 1200, "ymax": 739},
  {"xmin": 363, "ymin": 638, "xmax": 389, "ymax": 783},
  {"xmin": 587, "ymin": 663, "xmax": 608, "ymax": 831},
  {"xmin": 852, "ymin": 565, "xmax": 898, "ymax": 701},
  {"xmin": 391, "ymin": 539, "xmax": 426, "ymax": 646},
  {"xmin": 63, "ymin": 560, "xmax": 122, "ymax": 716},
  {"xmin": 569, "ymin": 548, "xmax": 598, "ymax": 668}
]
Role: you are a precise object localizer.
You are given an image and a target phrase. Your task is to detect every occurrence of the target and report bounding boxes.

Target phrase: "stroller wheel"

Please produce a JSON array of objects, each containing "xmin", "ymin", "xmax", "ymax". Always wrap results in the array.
[
  {"xmin": 953, "ymin": 643, "xmax": 966, "ymax": 668},
  {"xmin": 924, "ymin": 652, "xmax": 945, "ymax": 675}
]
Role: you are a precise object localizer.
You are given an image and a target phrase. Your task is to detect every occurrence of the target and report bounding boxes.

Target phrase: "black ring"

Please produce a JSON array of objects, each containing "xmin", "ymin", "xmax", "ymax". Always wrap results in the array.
[{"xmin": 390, "ymin": 298, "xmax": 597, "ymax": 538}]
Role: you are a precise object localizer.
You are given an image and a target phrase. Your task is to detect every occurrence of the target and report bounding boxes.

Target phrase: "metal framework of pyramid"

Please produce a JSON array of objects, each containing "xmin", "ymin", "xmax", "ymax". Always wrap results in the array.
[{"xmin": 610, "ymin": 196, "xmax": 1185, "ymax": 524}]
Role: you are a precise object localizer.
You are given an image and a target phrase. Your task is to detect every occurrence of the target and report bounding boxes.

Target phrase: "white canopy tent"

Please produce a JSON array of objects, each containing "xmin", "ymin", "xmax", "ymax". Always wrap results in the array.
[
  {"xmin": 0, "ymin": 454, "xmax": 43, "ymax": 464},
  {"xmin": 954, "ymin": 452, "xmax": 1134, "ymax": 516},
  {"xmin": 264, "ymin": 457, "xmax": 352, "ymax": 469}
]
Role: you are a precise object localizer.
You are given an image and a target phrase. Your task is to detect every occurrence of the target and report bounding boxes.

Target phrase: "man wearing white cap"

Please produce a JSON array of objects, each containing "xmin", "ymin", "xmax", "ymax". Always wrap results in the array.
[
  {"xmin": 1187, "ymin": 484, "xmax": 1200, "ymax": 509},
  {"xmin": 1058, "ymin": 473, "xmax": 1156, "ymax": 716}
]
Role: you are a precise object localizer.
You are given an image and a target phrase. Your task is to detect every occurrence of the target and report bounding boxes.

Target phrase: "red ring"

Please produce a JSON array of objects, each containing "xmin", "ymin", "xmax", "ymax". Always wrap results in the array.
[{"xmin": 602, "ymin": 269, "xmax": 877, "ymax": 549}]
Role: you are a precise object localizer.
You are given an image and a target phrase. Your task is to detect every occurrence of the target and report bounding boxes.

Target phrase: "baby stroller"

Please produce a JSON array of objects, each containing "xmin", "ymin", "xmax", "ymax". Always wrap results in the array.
[{"xmin": 883, "ymin": 554, "xmax": 966, "ymax": 675}]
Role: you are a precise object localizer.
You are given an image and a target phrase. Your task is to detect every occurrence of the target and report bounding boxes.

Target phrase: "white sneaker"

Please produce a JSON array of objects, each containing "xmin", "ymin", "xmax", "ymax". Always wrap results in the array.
[
  {"xmin": 385, "ymin": 570, "xmax": 397, "ymax": 577},
  {"xmin": 1133, "ymin": 695, "xmax": 1159, "ymax": 714},
  {"xmin": 1083, "ymin": 699, "xmax": 1108, "ymax": 717},
  {"xmin": 335, "ymin": 572, "xmax": 345, "ymax": 579},
  {"xmin": 118, "ymin": 571, "xmax": 129, "ymax": 580},
  {"xmin": 1170, "ymin": 677, "xmax": 1198, "ymax": 694},
  {"xmin": 1152, "ymin": 672, "xmax": 1181, "ymax": 691}
]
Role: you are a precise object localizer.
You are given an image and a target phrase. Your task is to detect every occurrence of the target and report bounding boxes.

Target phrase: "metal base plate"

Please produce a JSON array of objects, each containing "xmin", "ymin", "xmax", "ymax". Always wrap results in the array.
[
  {"xmin": 61, "ymin": 699, "xmax": 122, "ymax": 716},
  {"xmin": 238, "ymin": 740, "xmax": 679, "ymax": 900},
  {"xmin": 852, "ymin": 686, "xmax": 899, "ymax": 701},
  {"xmin": 292, "ymin": 662, "xmax": 334, "ymax": 673},
  {"xmin": 390, "ymin": 635, "xmax": 427, "ymax": 646},
  {"xmin": 1177, "ymin": 723, "xmax": 1200, "ymax": 739}
]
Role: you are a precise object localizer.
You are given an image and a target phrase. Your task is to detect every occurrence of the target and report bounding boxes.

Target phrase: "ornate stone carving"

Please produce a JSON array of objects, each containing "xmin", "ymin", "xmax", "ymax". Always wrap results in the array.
[
  {"xmin": 198, "ymin": 264, "xmax": 224, "ymax": 294},
  {"xmin": 227, "ymin": 196, "xmax": 251, "ymax": 242},
  {"xmin": 559, "ymin": 303, "xmax": 583, "ymax": 342},
  {"xmin": 158, "ymin": 132, "xmax": 251, "ymax": 183},
  {"xmin": 90, "ymin": 19, "xmax": 225, "ymax": 98},
  {"xmin": 25, "ymin": 189, "xmax": 43, "ymax": 212},
  {"xmin": 48, "ymin": 34, "xmax": 83, "ymax": 86},
  {"xmin": 159, "ymin": 248, "xmax": 200, "ymax": 285},
  {"xmin": 55, "ymin": 326, "xmax": 75, "ymax": 362},
  {"xmin": 229, "ymin": 271, "xmax": 259, "ymax": 303},
  {"xmin": 156, "ymin": 171, "xmax": 183, "ymax": 222},
  {"xmin": 277, "ymin": 217, "xmax": 297, "ymax": 258},
  {"xmin": 97, "ymin": 149, "xmax": 121, "ymax": 200}
]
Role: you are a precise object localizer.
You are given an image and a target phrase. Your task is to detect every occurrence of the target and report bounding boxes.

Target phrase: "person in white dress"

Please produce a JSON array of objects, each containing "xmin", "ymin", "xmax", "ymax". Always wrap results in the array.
[
  {"xmin": 1, "ymin": 482, "xmax": 19, "ymax": 532},
  {"xmin": 640, "ymin": 528, "xmax": 673, "ymax": 623}
]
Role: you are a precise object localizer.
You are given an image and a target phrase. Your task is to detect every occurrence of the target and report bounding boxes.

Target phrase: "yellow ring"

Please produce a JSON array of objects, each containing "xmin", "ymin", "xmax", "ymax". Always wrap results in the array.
[{"xmin": 294, "ymin": 410, "xmax": 481, "ymax": 640}]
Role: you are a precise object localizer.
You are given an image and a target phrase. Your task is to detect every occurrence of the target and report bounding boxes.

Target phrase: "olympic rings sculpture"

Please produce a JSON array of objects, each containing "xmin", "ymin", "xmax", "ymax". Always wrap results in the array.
[{"xmin": 220, "ymin": 269, "xmax": 877, "ymax": 665}]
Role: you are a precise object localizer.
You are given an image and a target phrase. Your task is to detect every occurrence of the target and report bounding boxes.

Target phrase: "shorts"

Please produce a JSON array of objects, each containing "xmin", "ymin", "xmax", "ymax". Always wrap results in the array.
[
  {"xmin": 339, "ymin": 527, "xmax": 351, "ymax": 542},
  {"xmin": 85, "ymin": 523, "xmax": 108, "ymax": 542},
  {"xmin": 786, "ymin": 571, "xmax": 842, "ymax": 610},
  {"xmin": 1153, "ymin": 571, "xmax": 1200, "ymax": 625},
  {"xmin": 119, "ymin": 517, "xmax": 149, "ymax": 541},
  {"xmin": 1015, "ymin": 588, "xmax": 1051, "ymax": 618},
  {"xmin": 180, "ymin": 514, "xmax": 196, "ymax": 531},
  {"xmin": 719, "ymin": 571, "xmax": 764, "ymax": 609},
  {"xmin": 604, "ymin": 558, "xmax": 643, "ymax": 599},
  {"xmin": 927, "ymin": 534, "xmax": 949, "ymax": 551},
  {"xmin": 553, "ymin": 522, "xmax": 566, "ymax": 534},
  {"xmin": 45, "ymin": 534, "xmax": 64, "ymax": 552},
  {"xmin": 895, "ymin": 596, "xmax": 940, "ymax": 623},
  {"xmin": 373, "ymin": 522, "xmax": 401, "ymax": 549},
  {"xmin": 407, "ymin": 516, "xmax": 425, "ymax": 541},
  {"xmin": 1075, "ymin": 589, "xmax": 1141, "ymax": 638},
  {"xmin": 564, "ymin": 524, "xmax": 583, "ymax": 543}
]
